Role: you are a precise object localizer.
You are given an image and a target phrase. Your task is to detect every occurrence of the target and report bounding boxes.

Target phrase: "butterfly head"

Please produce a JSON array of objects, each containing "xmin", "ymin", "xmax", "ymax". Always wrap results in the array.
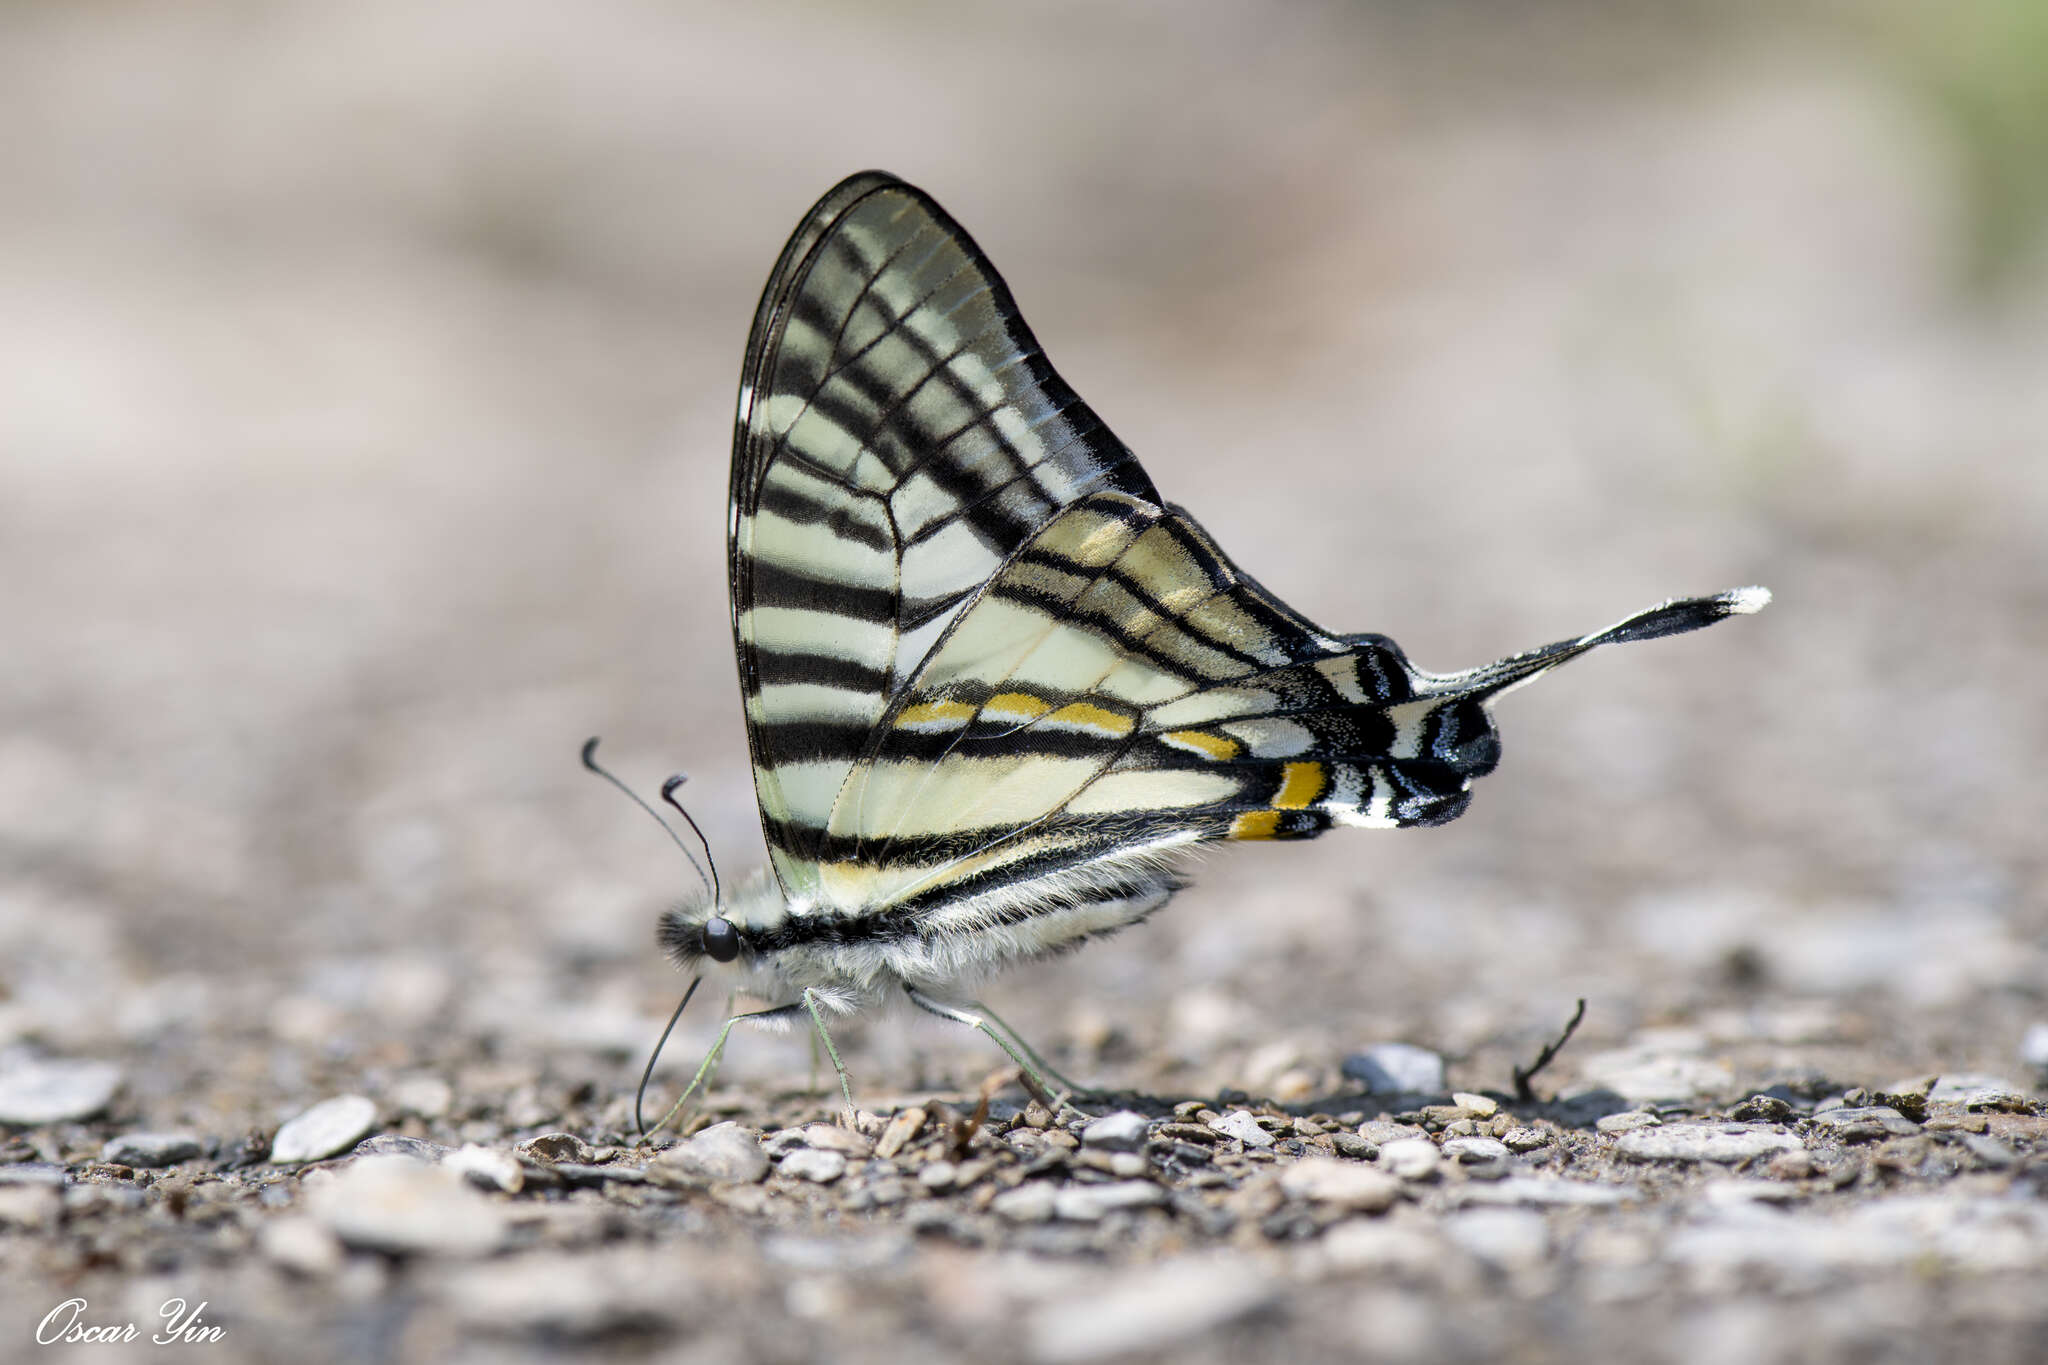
[{"xmin": 656, "ymin": 867, "xmax": 789, "ymax": 976}]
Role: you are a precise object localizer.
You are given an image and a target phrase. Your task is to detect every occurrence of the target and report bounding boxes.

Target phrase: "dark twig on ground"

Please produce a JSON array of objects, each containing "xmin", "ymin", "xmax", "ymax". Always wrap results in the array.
[{"xmin": 1513, "ymin": 997, "xmax": 1588, "ymax": 1103}]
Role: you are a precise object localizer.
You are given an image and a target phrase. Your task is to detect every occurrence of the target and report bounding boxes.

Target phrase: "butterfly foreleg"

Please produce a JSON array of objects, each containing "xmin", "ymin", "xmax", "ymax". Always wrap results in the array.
[
  {"xmin": 642, "ymin": 999, "xmax": 806, "ymax": 1142},
  {"xmin": 903, "ymin": 985, "xmax": 1092, "ymax": 1118}
]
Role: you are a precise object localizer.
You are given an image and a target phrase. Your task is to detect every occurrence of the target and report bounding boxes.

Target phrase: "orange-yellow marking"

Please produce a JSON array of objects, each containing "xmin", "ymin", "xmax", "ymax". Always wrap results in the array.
[
  {"xmin": 1274, "ymin": 761, "xmax": 1325, "ymax": 810},
  {"xmin": 896, "ymin": 699, "xmax": 976, "ymax": 729},
  {"xmin": 983, "ymin": 692, "xmax": 1052, "ymax": 723},
  {"xmin": 1231, "ymin": 811, "xmax": 1282, "ymax": 840},
  {"xmin": 1044, "ymin": 702, "xmax": 1134, "ymax": 737},
  {"xmin": 1161, "ymin": 729, "xmax": 1241, "ymax": 761}
]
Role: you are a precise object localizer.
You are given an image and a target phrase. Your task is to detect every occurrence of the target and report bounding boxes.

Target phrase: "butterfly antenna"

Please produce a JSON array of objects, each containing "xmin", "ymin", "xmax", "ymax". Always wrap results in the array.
[
  {"xmin": 636, "ymin": 974, "xmax": 702, "ymax": 1139},
  {"xmin": 580, "ymin": 737, "xmax": 715, "ymax": 904},
  {"xmin": 660, "ymin": 773, "xmax": 723, "ymax": 910}
]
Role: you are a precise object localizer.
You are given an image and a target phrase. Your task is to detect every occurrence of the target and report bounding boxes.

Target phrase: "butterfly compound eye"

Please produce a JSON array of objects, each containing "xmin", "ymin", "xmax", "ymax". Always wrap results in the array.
[{"xmin": 701, "ymin": 916, "xmax": 740, "ymax": 963}]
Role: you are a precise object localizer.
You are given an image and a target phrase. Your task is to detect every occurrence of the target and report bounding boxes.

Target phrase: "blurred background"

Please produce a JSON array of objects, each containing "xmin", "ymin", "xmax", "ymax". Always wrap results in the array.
[{"xmin": 2, "ymin": 0, "xmax": 2044, "ymax": 1123}]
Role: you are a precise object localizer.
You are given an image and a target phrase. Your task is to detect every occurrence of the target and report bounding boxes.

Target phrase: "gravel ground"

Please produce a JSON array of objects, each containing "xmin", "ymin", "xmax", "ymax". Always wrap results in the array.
[{"xmin": 5, "ymin": 3, "xmax": 2047, "ymax": 1363}]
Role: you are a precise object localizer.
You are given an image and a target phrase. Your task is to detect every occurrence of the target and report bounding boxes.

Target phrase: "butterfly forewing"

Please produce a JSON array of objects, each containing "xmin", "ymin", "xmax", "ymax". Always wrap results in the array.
[{"xmin": 731, "ymin": 174, "xmax": 1158, "ymax": 898}]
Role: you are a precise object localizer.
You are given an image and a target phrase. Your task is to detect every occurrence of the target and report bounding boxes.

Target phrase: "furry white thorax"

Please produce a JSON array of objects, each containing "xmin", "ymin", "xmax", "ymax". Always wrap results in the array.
[{"xmin": 662, "ymin": 842, "xmax": 1191, "ymax": 1013}]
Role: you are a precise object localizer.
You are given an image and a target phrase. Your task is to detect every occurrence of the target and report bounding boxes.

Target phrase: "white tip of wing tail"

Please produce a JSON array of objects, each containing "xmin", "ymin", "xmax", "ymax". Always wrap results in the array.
[{"xmin": 1723, "ymin": 585, "xmax": 1772, "ymax": 615}]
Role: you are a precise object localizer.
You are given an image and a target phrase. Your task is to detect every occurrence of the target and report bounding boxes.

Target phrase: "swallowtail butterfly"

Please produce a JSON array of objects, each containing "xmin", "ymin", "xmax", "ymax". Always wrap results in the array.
[{"xmin": 633, "ymin": 171, "xmax": 1766, "ymax": 1117}]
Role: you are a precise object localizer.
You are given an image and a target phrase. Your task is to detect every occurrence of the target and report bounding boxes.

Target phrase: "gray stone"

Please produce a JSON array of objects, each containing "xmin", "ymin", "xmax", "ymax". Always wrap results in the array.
[
  {"xmin": 1277, "ymin": 1157, "xmax": 1400, "ymax": 1212},
  {"xmin": 1080, "ymin": 1110, "xmax": 1151, "ymax": 1152},
  {"xmin": 307, "ymin": 1154, "xmax": 507, "ymax": 1256},
  {"xmin": 1341, "ymin": 1043, "xmax": 1445, "ymax": 1095},
  {"xmin": 357, "ymin": 1135, "xmax": 450, "ymax": 1162},
  {"xmin": 257, "ymin": 1216, "xmax": 345, "ymax": 1276},
  {"xmin": 1443, "ymin": 1136, "xmax": 1510, "ymax": 1164},
  {"xmin": 992, "ymin": 1182, "xmax": 1057, "ymax": 1223},
  {"xmin": 1807, "ymin": 1106, "xmax": 1919, "ymax": 1139},
  {"xmin": 517, "ymin": 1132, "xmax": 593, "ymax": 1164},
  {"xmin": 1450, "ymin": 1091, "xmax": 1499, "ymax": 1117},
  {"xmin": 1615, "ymin": 1123, "xmax": 1802, "ymax": 1164},
  {"xmin": 0, "ymin": 1184, "xmax": 64, "ymax": 1230},
  {"xmin": 2021, "ymin": 1022, "xmax": 2048, "ymax": 1076},
  {"xmin": 1357, "ymin": 1120, "xmax": 1427, "ymax": 1144},
  {"xmin": 1575, "ymin": 1046, "xmax": 1732, "ymax": 1105},
  {"xmin": 1330, "ymin": 1132, "xmax": 1379, "ymax": 1160},
  {"xmin": 445, "ymin": 1143, "xmax": 525, "ymax": 1193},
  {"xmin": 1210, "ymin": 1109, "xmax": 1274, "ymax": 1148},
  {"xmin": 1594, "ymin": 1110, "xmax": 1661, "ymax": 1134},
  {"xmin": 1929, "ymin": 1074, "xmax": 2030, "ymax": 1111},
  {"xmin": 1962, "ymin": 1134, "xmax": 2019, "ymax": 1168},
  {"xmin": 1053, "ymin": 1180, "xmax": 1167, "ymax": 1221},
  {"xmin": 0, "ymin": 1058, "xmax": 121, "ymax": 1125},
  {"xmin": 657, "ymin": 1121, "xmax": 769, "ymax": 1184},
  {"xmin": 271, "ymin": 1095, "xmax": 378, "ymax": 1164},
  {"xmin": 1448, "ymin": 1177, "xmax": 1639, "ymax": 1208},
  {"xmin": 1502, "ymin": 1126, "xmax": 1551, "ymax": 1153},
  {"xmin": 1442, "ymin": 1207, "xmax": 1550, "ymax": 1267},
  {"xmin": 795, "ymin": 1122, "xmax": 871, "ymax": 1155},
  {"xmin": 0, "ymin": 1163, "xmax": 67, "ymax": 1187},
  {"xmin": 388, "ymin": 1073, "xmax": 453, "ymax": 1120},
  {"xmin": 778, "ymin": 1149, "xmax": 846, "ymax": 1183},
  {"xmin": 1377, "ymin": 1138, "xmax": 1441, "ymax": 1180},
  {"xmin": 100, "ymin": 1132, "xmax": 204, "ymax": 1168},
  {"xmin": 1026, "ymin": 1253, "xmax": 1275, "ymax": 1363}
]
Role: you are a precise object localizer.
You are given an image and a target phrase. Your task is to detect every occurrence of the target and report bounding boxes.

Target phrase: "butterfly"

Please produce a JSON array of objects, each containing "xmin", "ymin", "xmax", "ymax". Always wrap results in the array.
[{"xmin": 617, "ymin": 170, "xmax": 1766, "ymax": 1126}]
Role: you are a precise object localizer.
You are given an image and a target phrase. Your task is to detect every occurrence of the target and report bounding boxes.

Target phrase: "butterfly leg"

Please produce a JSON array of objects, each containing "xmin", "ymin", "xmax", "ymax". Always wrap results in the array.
[
  {"xmin": 959, "ymin": 998, "xmax": 1094, "ymax": 1098},
  {"xmin": 903, "ymin": 985, "xmax": 1091, "ymax": 1117},
  {"xmin": 642, "ymin": 1000, "xmax": 807, "ymax": 1141},
  {"xmin": 800, "ymin": 988, "xmax": 858, "ymax": 1121}
]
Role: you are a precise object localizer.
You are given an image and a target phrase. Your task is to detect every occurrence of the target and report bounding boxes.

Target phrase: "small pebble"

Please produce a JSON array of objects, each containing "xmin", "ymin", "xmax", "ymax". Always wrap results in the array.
[
  {"xmin": 873, "ymin": 1107, "xmax": 926, "ymax": 1160},
  {"xmin": 1377, "ymin": 1139, "xmax": 1440, "ymax": 1181},
  {"xmin": 0, "ymin": 1059, "xmax": 122, "ymax": 1125},
  {"xmin": 517, "ymin": 1132, "xmax": 594, "ymax": 1165},
  {"xmin": 1210, "ymin": 1110, "xmax": 1275, "ymax": 1148},
  {"xmin": 1807, "ymin": 1107, "xmax": 1920, "ymax": 1140},
  {"xmin": 1765, "ymin": 1150, "xmax": 1817, "ymax": 1181},
  {"xmin": 388, "ymin": 1074, "xmax": 453, "ymax": 1120},
  {"xmin": 1341, "ymin": 1043, "xmax": 1445, "ymax": 1094},
  {"xmin": 1443, "ymin": 1207, "xmax": 1550, "ymax": 1268},
  {"xmin": 917, "ymin": 1160, "xmax": 958, "ymax": 1191},
  {"xmin": 992, "ymin": 1182, "xmax": 1056, "ymax": 1223},
  {"xmin": 271, "ymin": 1095, "xmax": 379, "ymax": 1164},
  {"xmin": 1614, "ymin": 1124, "xmax": 1802, "ymax": 1164},
  {"xmin": 445, "ymin": 1144, "xmax": 525, "ymax": 1193},
  {"xmin": 1082, "ymin": 1110, "xmax": 1152, "ymax": 1152},
  {"xmin": 2019, "ymin": 1022, "xmax": 2048, "ymax": 1077},
  {"xmin": 655, "ymin": 1122, "xmax": 769, "ymax": 1185},
  {"xmin": 1357, "ymin": 1120, "xmax": 1427, "ymax": 1145},
  {"xmin": 1053, "ymin": 1180, "xmax": 1168, "ymax": 1221},
  {"xmin": 1961, "ymin": 1134, "xmax": 2018, "ymax": 1168},
  {"xmin": 1278, "ymin": 1157, "xmax": 1400, "ymax": 1212},
  {"xmin": 258, "ymin": 1216, "xmax": 346, "ymax": 1276},
  {"xmin": 1451, "ymin": 1092, "xmax": 1499, "ymax": 1118},
  {"xmin": 0, "ymin": 1185, "xmax": 62, "ymax": 1230},
  {"xmin": 1728, "ymin": 1095, "xmax": 1795, "ymax": 1122},
  {"xmin": 779, "ymin": 1149, "xmax": 847, "ymax": 1184},
  {"xmin": 357, "ymin": 1135, "xmax": 449, "ymax": 1162},
  {"xmin": 797, "ymin": 1123, "xmax": 873, "ymax": 1156},
  {"xmin": 1929, "ymin": 1075, "xmax": 2030, "ymax": 1112},
  {"xmin": 1331, "ymin": 1132, "xmax": 1379, "ymax": 1160},
  {"xmin": 100, "ymin": 1132, "xmax": 203, "ymax": 1168},
  {"xmin": 308, "ymin": 1155, "xmax": 507, "ymax": 1256},
  {"xmin": 1025, "ymin": 1254, "xmax": 1274, "ymax": 1363},
  {"xmin": 1595, "ymin": 1111, "xmax": 1661, "ymax": 1134},
  {"xmin": 1447, "ymin": 1177, "xmax": 1638, "ymax": 1208},
  {"xmin": 1502, "ymin": 1127, "xmax": 1550, "ymax": 1153},
  {"xmin": 1442, "ymin": 1137, "xmax": 1511, "ymax": 1164}
]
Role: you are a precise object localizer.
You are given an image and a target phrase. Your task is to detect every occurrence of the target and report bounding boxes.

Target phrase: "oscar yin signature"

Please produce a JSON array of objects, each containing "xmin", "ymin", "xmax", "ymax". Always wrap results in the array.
[{"xmin": 35, "ymin": 1298, "xmax": 223, "ymax": 1346}]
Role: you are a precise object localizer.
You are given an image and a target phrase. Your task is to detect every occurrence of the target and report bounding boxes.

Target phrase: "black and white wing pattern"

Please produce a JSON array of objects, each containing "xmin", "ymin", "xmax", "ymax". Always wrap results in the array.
[{"xmin": 729, "ymin": 171, "xmax": 1766, "ymax": 929}]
